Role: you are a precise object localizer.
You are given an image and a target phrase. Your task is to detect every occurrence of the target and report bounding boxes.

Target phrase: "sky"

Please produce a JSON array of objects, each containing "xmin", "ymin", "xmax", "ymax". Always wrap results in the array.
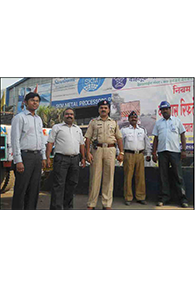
[{"xmin": 1, "ymin": 78, "xmax": 23, "ymax": 92}]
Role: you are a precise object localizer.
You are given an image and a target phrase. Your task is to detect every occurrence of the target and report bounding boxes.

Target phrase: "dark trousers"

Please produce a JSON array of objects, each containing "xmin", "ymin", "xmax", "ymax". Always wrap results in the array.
[
  {"xmin": 50, "ymin": 153, "xmax": 80, "ymax": 210},
  {"xmin": 12, "ymin": 151, "xmax": 42, "ymax": 210},
  {"xmin": 158, "ymin": 151, "xmax": 188, "ymax": 204}
]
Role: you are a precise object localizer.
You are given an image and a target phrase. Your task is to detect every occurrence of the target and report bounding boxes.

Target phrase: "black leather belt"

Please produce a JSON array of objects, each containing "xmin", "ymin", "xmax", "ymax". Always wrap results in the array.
[
  {"xmin": 124, "ymin": 149, "xmax": 144, "ymax": 154},
  {"xmin": 55, "ymin": 153, "xmax": 79, "ymax": 158},
  {"xmin": 21, "ymin": 150, "xmax": 41, "ymax": 154}
]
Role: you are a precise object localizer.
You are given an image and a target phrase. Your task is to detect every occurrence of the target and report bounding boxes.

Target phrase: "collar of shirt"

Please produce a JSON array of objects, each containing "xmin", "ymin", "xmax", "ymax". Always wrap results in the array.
[
  {"xmin": 129, "ymin": 124, "xmax": 140, "ymax": 129},
  {"xmin": 97, "ymin": 116, "xmax": 112, "ymax": 121},
  {"xmin": 24, "ymin": 109, "xmax": 39, "ymax": 117},
  {"xmin": 62, "ymin": 121, "xmax": 77, "ymax": 127},
  {"xmin": 162, "ymin": 115, "xmax": 173, "ymax": 121}
]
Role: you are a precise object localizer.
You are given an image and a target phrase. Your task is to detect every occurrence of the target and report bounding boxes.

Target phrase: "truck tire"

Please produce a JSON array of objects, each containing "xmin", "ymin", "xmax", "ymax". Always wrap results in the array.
[{"xmin": 0, "ymin": 170, "xmax": 15, "ymax": 193}]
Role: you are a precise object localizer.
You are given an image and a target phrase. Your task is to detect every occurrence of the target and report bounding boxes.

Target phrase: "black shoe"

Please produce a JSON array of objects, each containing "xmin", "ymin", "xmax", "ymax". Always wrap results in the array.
[
  {"xmin": 137, "ymin": 200, "xmax": 147, "ymax": 205},
  {"xmin": 125, "ymin": 201, "xmax": 131, "ymax": 206},
  {"xmin": 181, "ymin": 202, "xmax": 188, "ymax": 208}
]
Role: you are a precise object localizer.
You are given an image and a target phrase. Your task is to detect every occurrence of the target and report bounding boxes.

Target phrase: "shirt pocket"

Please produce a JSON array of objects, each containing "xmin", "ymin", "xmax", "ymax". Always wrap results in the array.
[
  {"xmin": 126, "ymin": 133, "xmax": 134, "ymax": 142},
  {"xmin": 96, "ymin": 125, "xmax": 103, "ymax": 136},
  {"xmin": 137, "ymin": 132, "xmax": 144, "ymax": 141},
  {"xmin": 170, "ymin": 124, "xmax": 178, "ymax": 134},
  {"xmin": 37, "ymin": 122, "xmax": 43, "ymax": 136},
  {"xmin": 108, "ymin": 124, "xmax": 115, "ymax": 135},
  {"xmin": 22, "ymin": 119, "xmax": 29, "ymax": 134}
]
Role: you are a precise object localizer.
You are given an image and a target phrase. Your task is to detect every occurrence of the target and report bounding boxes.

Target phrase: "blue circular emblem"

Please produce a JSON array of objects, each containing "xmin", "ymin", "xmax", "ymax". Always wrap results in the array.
[
  {"xmin": 112, "ymin": 78, "xmax": 127, "ymax": 89},
  {"xmin": 78, "ymin": 78, "xmax": 105, "ymax": 94},
  {"xmin": 82, "ymin": 78, "xmax": 102, "ymax": 92}
]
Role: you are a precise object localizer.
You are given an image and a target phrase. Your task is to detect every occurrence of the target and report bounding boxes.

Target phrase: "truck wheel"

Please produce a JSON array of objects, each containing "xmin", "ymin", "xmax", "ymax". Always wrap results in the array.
[{"xmin": 0, "ymin": 170, "xmax": 15, "ymax": 193}]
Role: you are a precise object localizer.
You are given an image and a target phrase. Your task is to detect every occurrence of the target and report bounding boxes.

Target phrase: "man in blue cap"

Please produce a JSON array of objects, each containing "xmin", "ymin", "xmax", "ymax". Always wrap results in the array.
[{"xmin": 152, "ymin": 101, "xmax": 188, "ymax": 207}]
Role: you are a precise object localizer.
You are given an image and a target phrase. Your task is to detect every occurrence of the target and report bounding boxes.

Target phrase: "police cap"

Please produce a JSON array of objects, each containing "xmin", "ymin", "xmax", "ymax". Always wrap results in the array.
[
  {"xmin": 128, "ymin": 110, "xmax": 138, "ymax": 118},
  {"xmin": 98, "ymin": 100, "xmax": 110, "ymax": 108}
]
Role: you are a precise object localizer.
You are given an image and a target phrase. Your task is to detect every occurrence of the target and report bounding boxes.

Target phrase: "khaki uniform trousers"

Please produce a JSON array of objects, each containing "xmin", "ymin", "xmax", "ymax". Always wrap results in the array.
[
  {"xmin": 123, "ymin": 152, "xmax": 146, "ymax": 201},
  {"xmin": 88, "ymin": 146, "xmax": 116, "ymax": 208}
]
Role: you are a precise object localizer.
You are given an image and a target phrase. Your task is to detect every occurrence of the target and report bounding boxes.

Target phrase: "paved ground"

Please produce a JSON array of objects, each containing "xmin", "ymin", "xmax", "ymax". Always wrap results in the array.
[{"xmin": 0, "ymin": 189, "xmax": 194, "ymax": 210}]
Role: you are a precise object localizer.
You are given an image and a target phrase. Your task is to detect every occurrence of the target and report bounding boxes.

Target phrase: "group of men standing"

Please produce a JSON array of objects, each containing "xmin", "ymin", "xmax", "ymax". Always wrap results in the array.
[{"xmin": 11, "ymin": 92, "xmax": 189, "ymax": 210}]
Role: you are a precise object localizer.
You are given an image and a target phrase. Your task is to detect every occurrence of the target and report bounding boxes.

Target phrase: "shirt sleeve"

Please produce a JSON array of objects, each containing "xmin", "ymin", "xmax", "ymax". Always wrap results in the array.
[
  {"xmin": 47, "ymin": 125, "xmax": 57, "ymax": 143},
  {"xmin": 178, "ymin": 119, "xmax": 186, "ymax": 134},
  {"xmin": 115, "ymin": 123, "xmax": 122, "ymax": 140},
  {"xmin": 85, "ymin": 120, "xmax": 94, "ymax": 139},
  {"xmin": 152, "ymin": 122, "xmax": 158, "ymax": 136},
  {"xmin": 79, "ymin": 128, "xmax": 85, "ymax": 145},
  {"xmin": 144, "ymin": 129, "xmax": 152, "ymax": 155},
  {"xmin": 120, "ymin": 128, "xmax": 125, "ymax": 147},
  {"xmin": 40, "ymin": 118, "xmax": 46, "ymax": 160},
  {"xmin": 11, "ymin": 115, "xmax": 23, "ymax": 164}
]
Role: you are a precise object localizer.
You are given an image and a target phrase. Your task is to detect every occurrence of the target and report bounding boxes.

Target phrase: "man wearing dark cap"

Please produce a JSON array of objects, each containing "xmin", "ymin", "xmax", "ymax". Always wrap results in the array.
[
  {"xmin": 85, "ymin": 100, "xmax": 124, "ymax": 209},
  {"xmin": 11, "ymin": 92, "xmax": 46, "ymax": 209},
  {"xmin": 121, "ymin": 111, "xmax": 151, "ymax": 205},
  {"xmin": 152, "ymin": 101, "xmax": 188, "ymax": 207}
]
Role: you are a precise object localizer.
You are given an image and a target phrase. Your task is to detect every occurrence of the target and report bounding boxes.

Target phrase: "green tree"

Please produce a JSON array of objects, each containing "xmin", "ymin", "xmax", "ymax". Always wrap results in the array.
[{"xmin": 37, "ymin": 106, "xmax": 64, "ymax": 128}]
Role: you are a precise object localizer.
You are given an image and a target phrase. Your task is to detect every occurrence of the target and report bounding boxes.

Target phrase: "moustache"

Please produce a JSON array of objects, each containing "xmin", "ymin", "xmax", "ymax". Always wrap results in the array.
[{"xmin": 67, "ymin": 117, "xmax": 73, "ymax": 119}]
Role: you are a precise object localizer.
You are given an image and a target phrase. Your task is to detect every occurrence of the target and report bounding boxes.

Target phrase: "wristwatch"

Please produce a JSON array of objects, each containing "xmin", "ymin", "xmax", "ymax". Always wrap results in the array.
[
  {"xmin": 120, "ymin": 151, "xmax": 124, "ymax": 155},
  {"xmin": 181, "ymin": 149, "xmax": 186, "ymax": 152}
]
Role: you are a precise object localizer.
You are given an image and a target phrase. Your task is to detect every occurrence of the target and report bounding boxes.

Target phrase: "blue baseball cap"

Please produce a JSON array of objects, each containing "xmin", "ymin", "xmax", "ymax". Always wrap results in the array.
[{"xmin": 159, "ymin": 101, "xmax": 171, "ymax": 110}]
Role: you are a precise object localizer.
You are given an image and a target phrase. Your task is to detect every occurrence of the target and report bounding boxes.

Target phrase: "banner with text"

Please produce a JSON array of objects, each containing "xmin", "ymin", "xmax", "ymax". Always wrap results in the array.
[
  {"xmin": 110, "ymin": 77, "xmax": 194, "ymax": 151},
  {"xmin": 51, "ymin": 78, "xmax": 112, "ymax": 107}
]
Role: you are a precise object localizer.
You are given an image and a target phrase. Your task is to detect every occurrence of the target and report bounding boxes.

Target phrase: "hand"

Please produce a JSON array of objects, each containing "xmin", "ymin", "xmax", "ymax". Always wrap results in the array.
[
  {"xmin": 117, "ymin": 153, "xmax": 124, "ymax": 163},
  {"xmin": 152, "ymin": 154, "xmax": 158, "ymax": 163},
  {"xmin": 87, "ymin": 152, "xmax": 93, "ymax": 164},
  {"xmin": 42, "ymin": 160, "xmax": 46, "ymax": 169},
  {"xmin": 181, "ymin": 151, "xmax": 186, "ymax": 159},
  {"xmin": 47, "ymin": 158, "xmax": 51, "ymax": 168},
  {"xmin": 81, "ymin": 159, "xmax": 86, "ymax": 168},
  {"xmin": 146, "ymin": 156, "xmax": 151, "ymax": 162},
  {"xmin": 16, "ymin": 162, "xmax": 24, "ymax": 173}
]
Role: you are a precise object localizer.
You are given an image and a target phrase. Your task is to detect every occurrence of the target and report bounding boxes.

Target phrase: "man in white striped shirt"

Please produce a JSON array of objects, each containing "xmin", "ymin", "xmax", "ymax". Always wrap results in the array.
[{"xmin": 11, "ymin": 92, "xmax": 46, "ymax": 209}]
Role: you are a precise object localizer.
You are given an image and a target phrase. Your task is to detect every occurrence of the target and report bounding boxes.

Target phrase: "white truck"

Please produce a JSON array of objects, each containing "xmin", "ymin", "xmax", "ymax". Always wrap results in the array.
[{"xmin": 0, "ymin": 125, "xmax": 52, "ymax": 193}]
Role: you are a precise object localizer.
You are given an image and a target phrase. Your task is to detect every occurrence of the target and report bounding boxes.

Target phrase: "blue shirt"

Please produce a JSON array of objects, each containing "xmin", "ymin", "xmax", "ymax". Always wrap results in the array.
[
  {"xmin": 11, "ymin": 109, "xmax": 46, "ymax": 163},
  {"xmin": 152, "ymin": 116, "xmax": 185, "ymax": 153}
]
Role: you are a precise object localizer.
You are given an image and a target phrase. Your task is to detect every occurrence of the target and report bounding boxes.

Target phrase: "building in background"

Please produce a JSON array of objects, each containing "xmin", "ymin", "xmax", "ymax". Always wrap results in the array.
[{"xmin": 5, "ymin": 77, "xmax": 194, "ymax": 158}]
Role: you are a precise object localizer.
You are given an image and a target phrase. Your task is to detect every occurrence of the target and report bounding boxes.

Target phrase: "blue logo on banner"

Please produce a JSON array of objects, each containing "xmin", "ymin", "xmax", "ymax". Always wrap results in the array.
[
  {"xmin": 112, "ymin": 78, "xmax": 127, "ymax": 89},
  {"xmin": 78, "ymin": 78, "xmax": 105, "ymax": 94}
]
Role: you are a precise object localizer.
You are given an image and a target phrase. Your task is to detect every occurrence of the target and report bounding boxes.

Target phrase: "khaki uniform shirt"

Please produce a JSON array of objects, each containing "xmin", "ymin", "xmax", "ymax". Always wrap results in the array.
[{"xmin": 85, "ymin": 116, "xmax": 122, "ymax": 144}]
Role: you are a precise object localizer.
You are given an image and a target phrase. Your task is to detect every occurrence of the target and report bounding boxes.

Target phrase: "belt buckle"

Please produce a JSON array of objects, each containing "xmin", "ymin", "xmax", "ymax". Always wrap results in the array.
[
  {"xmin": 34, "ymin": 151, "xmax": 38, "ymax": 154},
  {"xmin": 102, "ymin": 143, "xmax": 108, "ymax": 148},
  {"xmin": 135, "ymin": 150, "xmax": 139, "ymax": 154}
]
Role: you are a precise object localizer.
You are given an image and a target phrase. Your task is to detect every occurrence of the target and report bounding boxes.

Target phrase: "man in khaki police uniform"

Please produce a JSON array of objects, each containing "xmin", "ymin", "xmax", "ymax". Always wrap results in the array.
[
  {"xmin": 85, "ymin": 100, "xmax": 124, "ymax": 210},
  {"xmin": 121, "ymin": 111, "xmax": 151, "ymax": 205}
]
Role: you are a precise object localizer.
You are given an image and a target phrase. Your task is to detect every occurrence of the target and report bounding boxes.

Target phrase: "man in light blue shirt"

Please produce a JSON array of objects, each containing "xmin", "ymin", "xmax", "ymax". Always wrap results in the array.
[
  {"xmin": 152, "ymin": 101, "xmax": 188, "ymax": 208},
  {"xmin": 11, "ymin": 92, "xmax": 46, "ymax": 209}
]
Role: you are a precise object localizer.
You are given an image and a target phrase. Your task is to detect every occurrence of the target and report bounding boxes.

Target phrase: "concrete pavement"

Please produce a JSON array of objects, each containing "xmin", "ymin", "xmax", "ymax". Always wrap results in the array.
[{"xmin": 0, "ymin": 189, "xmax": 193, "ymax": 210}]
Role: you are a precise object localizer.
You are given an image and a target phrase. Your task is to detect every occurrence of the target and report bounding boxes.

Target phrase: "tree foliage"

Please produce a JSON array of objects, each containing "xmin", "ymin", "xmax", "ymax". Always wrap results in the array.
[{"xmin": 37, "ymin": 106, "xmax": 65, "ymax": 128}]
